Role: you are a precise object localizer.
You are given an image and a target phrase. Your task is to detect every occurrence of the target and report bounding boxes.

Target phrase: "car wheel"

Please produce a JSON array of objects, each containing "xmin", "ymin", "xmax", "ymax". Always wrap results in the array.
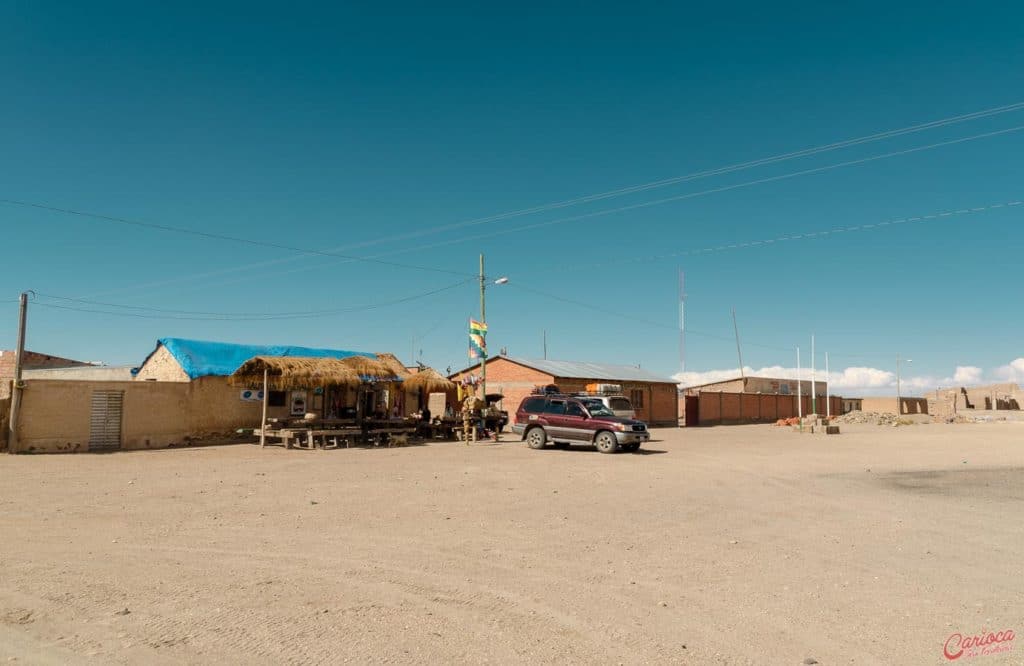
[
  {"xmin": 525, "ymin": 427, "xmax": 547, "ymax": 449},
  {"xmin": 594, "ymin": 431, "xmax": 619, "ymax": 454}
]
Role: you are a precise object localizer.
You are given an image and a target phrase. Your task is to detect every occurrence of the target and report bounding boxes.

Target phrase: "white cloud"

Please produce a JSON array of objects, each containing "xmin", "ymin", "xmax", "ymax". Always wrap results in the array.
[
  {"xmin": 953, "ymin": 366, "xmax": 983, "ymax": 385},
  {"xmin": 994, "ymin": 358, "xmax": 1024, "ymax": 383}
]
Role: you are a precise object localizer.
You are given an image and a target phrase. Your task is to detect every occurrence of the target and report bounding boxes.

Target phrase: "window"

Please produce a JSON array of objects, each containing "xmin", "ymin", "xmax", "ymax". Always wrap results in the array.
[
  {"xmin": 610, "ymin": 397, "xmax": 633, "ymax": 411},
  {"xmin": 522, "ymin": 397, "xmax": 546, "ymax": 414},
  {"xmin": 629, "ymin": 390, "xmax": 644, "ymax": 409},
  {"xmin": 268, "ymin": 391, "xmax": 286, "ymax": 407},
  {"xmin": 566, "ymin": 402, "xmax": 586, "ymax": 417},
  {"xmin": 544, "ymin": 400, "xmax": 567, "ymax": 415}
]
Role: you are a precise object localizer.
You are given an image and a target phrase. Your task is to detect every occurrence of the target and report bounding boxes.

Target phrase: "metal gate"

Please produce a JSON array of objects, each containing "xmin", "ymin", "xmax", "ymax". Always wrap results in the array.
[{"xmin": 89, "ymin": 390, "xmax": 123, "ymax": 451}]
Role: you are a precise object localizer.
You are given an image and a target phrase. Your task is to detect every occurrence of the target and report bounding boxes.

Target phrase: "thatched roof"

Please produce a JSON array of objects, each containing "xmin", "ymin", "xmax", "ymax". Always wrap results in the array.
[
  {"xmin": 339, "ymin": 354, "xmax": 400, "ymax": 381},
  {"xmin": 374, "ymin": 352, "xmax": 410, "ymax": 380},
  {"xmin": 403, "ymin": 368, "xmax": 456, "ymax": 393},
  {"xmin": 229, "ymin": 356, "xmax": 362, "ymax": 390}
]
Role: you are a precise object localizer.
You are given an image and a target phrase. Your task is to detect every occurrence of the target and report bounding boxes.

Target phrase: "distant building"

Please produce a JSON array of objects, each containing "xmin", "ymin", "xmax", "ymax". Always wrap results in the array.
[
  {"xmin": 679, "ymin": 375, "xmax": 845, "ymax": 426},
  {"xmin": 682, "ymin": 375, "xmax": 828, "ymax": 397},
  {"xmin": 450, "ymin": 356, "xmax": 679, "ymax": 427},
  {"xmin": 0, "ymin": 349, "xmax": 93, "ymax": 398}
]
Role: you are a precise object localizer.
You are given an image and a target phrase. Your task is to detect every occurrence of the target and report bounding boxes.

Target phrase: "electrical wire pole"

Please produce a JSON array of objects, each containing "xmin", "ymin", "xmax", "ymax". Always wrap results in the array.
[
  {"xmin": 479, "ymin": 254, "xmax": 487, "ymax": 401},
  {"xmin": 732, "ymin": 307, "xmax": 744, "ymax": 379},
  {"xmin": 679, "ymin": 269, "xmax": 686, "ymax": 374},
  {"xmin": 811, "ymin": 334, "xmax": 817, "ymax": 415},
  {"xmin": 8, "ymin": 292, "xmax": 28, "ymax": 454}
]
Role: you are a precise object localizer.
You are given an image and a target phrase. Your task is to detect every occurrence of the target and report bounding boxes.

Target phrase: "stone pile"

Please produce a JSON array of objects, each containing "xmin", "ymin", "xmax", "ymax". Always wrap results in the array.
[{"xmin": 832, "ymin": 410, "xmax": 901, "ymax": 426}]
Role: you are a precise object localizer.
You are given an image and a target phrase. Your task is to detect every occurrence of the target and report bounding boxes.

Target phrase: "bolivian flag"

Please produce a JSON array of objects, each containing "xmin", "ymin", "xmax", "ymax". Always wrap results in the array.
[{"xmin": 469, "ymin": 319, "xmax": 487, "ymax": 359}]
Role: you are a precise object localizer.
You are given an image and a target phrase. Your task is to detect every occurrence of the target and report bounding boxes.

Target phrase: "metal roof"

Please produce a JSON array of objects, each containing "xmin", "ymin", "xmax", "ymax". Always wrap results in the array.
[
  {"xmin": 502, "ymin": 356, "xmax": 677, "ymax": 384},
  {"xmin": 23, "ymin": 366, "xmax": 136, "ymax": 381}
]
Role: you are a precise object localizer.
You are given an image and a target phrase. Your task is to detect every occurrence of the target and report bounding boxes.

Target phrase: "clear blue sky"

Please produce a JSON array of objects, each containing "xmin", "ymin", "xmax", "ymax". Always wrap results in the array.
[{"xmin": 1, "ymin": 2, "xmax": 1022, "ymax": 391}]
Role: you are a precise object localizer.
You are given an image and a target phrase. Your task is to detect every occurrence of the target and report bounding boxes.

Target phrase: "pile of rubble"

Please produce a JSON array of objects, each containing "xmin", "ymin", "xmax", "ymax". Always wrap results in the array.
[{"xmin": 832, "ymin": 410, "xmax": 903, "ymax": 426}]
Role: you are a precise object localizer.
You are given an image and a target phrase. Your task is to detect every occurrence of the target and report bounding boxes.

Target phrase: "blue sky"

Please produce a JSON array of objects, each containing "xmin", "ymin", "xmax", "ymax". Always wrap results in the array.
[{"xmin": 1, "ymin": 2, "xmax": 1022, "ymax": 393}]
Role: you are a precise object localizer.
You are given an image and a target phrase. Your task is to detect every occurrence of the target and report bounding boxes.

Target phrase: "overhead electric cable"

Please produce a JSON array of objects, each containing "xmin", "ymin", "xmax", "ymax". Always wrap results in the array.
[
  {"xmin": 0, "ymin": 199, "xmax": 474, "ymax": 278},
  {"xmin": 30, "ymin": 279, "xmax": 473, "ymax": 321},
  {"xmin": 77, "ymin": 122, "xmax": 1024, "ymax": 300}
]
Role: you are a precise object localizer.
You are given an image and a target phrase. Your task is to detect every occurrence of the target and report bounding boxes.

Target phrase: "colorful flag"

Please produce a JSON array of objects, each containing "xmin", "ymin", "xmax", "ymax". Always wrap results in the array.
[{"xmin": 469, "ymin": 319, "xmax": 487, "ymax": 359}]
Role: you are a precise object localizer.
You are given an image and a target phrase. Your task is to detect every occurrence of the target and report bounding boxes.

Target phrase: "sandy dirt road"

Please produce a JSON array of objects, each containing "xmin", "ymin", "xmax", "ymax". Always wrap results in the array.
[{"xmin": 1, "ymin": 423, "xmax": 1022, "ymax": 664}]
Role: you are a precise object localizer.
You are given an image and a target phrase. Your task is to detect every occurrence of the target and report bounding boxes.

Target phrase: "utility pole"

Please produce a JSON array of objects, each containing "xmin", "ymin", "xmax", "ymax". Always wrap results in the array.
[
  {"xmin": 542, "ymin": 329, "xmax": 547, "ymax": 360},
  {"xmin": 731, "ymin": 307, "xmax": 744, "ymax": 380},
  {"xmin": 479, "ymin": 253, "xmax": 487, "ymax": 400},
  {"xmin": 796, "ymin": 346, "xmax": 802, "ymax": 430},
  {"xmin": 811, "ymin": 334, "xmax": 816, "ymax": 415},
  {"xmin": 8, "ymin": 292, "xmax": 28, "ymax": 454},
  {"xmin": 825, "ymin": 352, "xmax": 831, "ymax": 418},
  {"xmin": 679, "ymin": 269, "xmax": 686, "ymax": 374}
]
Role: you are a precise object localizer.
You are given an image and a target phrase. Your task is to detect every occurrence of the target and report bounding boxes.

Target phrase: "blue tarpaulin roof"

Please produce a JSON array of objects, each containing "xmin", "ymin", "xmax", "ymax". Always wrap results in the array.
[{"xmin": 147, "ymin": 338, "xmax": 376, "ymax": 380}]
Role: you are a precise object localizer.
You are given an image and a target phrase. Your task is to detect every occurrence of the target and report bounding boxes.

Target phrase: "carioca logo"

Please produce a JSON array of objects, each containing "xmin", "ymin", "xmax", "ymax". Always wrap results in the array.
[{"xmin": 943, "ymin": 629, "xmax": 1015, "ymax": 660}]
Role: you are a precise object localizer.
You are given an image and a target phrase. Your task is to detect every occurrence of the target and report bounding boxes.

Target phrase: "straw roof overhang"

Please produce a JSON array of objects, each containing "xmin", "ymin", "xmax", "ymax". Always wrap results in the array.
[
  {"xmin": 229, "ymin": 356, "xmax": 362, "ymax": 390},
  {"xmin": 374, "ymin": 352, "xmax": 410, "ymax": 380},
  {"xmin": 339, "ymin": 354, "xmax": 401, "ymax": 382},
  {"xmin": 403, "ymin": 367, "xmax": 456, "ymax": 393}
]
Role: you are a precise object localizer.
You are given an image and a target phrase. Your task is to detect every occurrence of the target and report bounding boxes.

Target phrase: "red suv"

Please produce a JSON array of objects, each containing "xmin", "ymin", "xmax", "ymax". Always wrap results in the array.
[{"xmin": 511, "ymin": 394, "xmax": 650, "ymax": 453}]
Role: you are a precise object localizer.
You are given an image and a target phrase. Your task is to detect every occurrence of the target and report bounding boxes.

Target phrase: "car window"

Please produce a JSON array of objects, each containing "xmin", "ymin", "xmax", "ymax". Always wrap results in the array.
[
  {"xmin": 544, "ymin": 400, "xmax": 567, "ymax": 415},
  {"xmin": 566, "ymin": 402, "xmax": 585, "ymax": 417},
  {"xmin": 522, "ymin": 397, "xmax": 546, "ymax": 413},
  {"xmin": 586, "ymin": 404, "xmax": 615, "ymax": 417},
  {"xmin": 609, "ymin": 397, "xmax": 632, "ymax": 411}
]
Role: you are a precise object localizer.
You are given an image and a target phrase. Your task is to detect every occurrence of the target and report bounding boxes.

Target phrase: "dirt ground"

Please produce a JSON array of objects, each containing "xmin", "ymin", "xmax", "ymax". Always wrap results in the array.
[{"xmin": 1, "ymin": 422, "xmax": 1023, "ymax": 665}]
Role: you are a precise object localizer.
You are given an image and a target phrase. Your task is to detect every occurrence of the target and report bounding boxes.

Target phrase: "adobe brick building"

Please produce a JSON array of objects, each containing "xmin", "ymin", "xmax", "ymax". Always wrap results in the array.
[
  {"xmin": 0, "ymin": 349, "xmax": 92, "ymax": 399},
  {"xmin": 450, "ymin": 356, "xmax": 679, "ymax": 427}
]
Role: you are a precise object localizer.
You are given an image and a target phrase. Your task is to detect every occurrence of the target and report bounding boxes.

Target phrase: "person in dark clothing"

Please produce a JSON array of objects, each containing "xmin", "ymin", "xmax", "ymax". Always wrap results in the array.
[{"xmin": 421, "ymin": 407, "xmax": 432, "ymax": 423}]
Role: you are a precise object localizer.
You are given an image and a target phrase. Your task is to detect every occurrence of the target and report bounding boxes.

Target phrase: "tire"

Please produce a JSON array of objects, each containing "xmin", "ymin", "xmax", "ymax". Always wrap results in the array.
[
  {"xmin": 594, "ymin": 431, "xmax": 619, "ymax": 454},
  {"xmin": 525, "ymin": 427, "xmax": 547, "ymax": 449},
  {"xmin": 623, "ymin": 442, "xmax": 641, "ymax": 453}
]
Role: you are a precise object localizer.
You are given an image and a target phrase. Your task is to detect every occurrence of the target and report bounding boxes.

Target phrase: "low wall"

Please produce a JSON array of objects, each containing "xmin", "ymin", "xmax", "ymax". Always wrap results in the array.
[
  {"xmin": 860, "ymin": 397, "xmax": 929, "ymax": 416},
  {"xmin": 681, "ymin": 392, "xmax": 844, "ymax": 426},
  {"xmin": 11, "ymin": 377, "xmax": 291, "ymax": 453}
]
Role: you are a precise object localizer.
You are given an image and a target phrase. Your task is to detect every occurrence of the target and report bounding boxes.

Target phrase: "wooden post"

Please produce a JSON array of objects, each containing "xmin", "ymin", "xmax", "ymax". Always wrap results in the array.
[{"xmin": 259, "ymin": 367, "xmax": 269, "ymax": 447}]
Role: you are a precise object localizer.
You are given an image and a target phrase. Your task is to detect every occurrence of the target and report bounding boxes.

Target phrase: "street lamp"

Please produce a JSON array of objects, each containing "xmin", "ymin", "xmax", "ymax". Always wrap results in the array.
[
  {"xmin": 478, "ymin": 253, "xmax": 508, "ymax": 401},
  {"xmin": 896, "ymin": 354, "xmax": 912, "ymax": 415}
]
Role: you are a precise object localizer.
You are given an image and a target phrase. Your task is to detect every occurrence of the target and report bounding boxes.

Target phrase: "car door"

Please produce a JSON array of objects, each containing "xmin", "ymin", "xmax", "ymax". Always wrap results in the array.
[
  {"xmin": 562, "ymin": 401, "xmax": 591, "ymax": 440},
  {"xmin": 542, "ymin": 399, "xmax": 569, "ymax": 439}
]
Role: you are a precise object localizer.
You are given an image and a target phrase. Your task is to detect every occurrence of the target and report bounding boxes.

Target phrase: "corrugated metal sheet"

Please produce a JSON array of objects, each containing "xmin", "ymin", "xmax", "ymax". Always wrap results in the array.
[
  {"xmin": 89, "ymin": 390, "xmax": 123, "ymax": 451},
  {"xmin": 504, "ymin": 357, "xmax": 676, "ymax": 383}
]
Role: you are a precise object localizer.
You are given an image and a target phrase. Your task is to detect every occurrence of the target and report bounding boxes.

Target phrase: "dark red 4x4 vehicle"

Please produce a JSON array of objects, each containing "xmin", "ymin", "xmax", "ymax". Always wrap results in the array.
[{"xmin": 511, "ymin": 395, "xmax": 650, "ymax": 453}]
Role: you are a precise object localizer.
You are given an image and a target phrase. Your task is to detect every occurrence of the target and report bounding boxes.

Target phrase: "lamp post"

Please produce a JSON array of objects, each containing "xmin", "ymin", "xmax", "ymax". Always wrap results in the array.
[
  {"xmin": 478, "ymin": 253, "xmax": 508, "ymax": 401},
  {"xmin": 896, "ymin": 354, "xmax": 912, "ymax": 416}
]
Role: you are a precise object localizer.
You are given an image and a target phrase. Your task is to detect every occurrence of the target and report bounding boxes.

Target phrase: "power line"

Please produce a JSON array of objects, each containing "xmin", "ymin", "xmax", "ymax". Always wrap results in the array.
[
  {"xmin": 82, "ymin": 122, "xmax": 1024, "ymax": 301},
  {"xmin": 551, "ymin": 198, "xmax": 1022, "ymax": 272},
  {"xmin": 0, "ymin": 199, "xmax": 475, "ymax": 278},
  {"xmin": 30, "ymin": 279, "xmax": 473, "ymax": 321},
  {"xmin": 252, "ymin": 100, "xmax": 1024, "ymax": 253},
  {"xmin": 401, "ymin": 124, "xmax": 1024, "ymax": 252},
  {"xmin": 7, "ymin": 101, "xmax": 1024, "ymax": 300}
]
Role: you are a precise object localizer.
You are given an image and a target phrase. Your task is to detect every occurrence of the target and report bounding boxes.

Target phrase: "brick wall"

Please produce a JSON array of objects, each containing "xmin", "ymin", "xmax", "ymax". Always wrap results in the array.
[
  {"xmin": 679, "ymin": 392, "xmax": 845, "ymax": 426},
  {"xmin": 450, "ymin": 358, "xmax": 678, "ymax": 427}
]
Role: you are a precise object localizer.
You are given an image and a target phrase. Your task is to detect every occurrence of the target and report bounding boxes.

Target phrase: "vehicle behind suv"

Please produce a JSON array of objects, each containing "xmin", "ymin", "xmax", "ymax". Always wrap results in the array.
[
  {"xmin": 574, "ymin": 394, "xmax": 635, "ymax": 419},
  {"xmin": 511, "ymin": 394, "xmax": 649, "ymax": 453}
]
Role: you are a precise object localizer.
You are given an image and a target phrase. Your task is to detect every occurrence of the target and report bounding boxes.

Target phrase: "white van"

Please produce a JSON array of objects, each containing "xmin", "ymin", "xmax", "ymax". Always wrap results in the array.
[{"xmin": 576, "ymin": 395, "xmax": 635, "ymax": 420}]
